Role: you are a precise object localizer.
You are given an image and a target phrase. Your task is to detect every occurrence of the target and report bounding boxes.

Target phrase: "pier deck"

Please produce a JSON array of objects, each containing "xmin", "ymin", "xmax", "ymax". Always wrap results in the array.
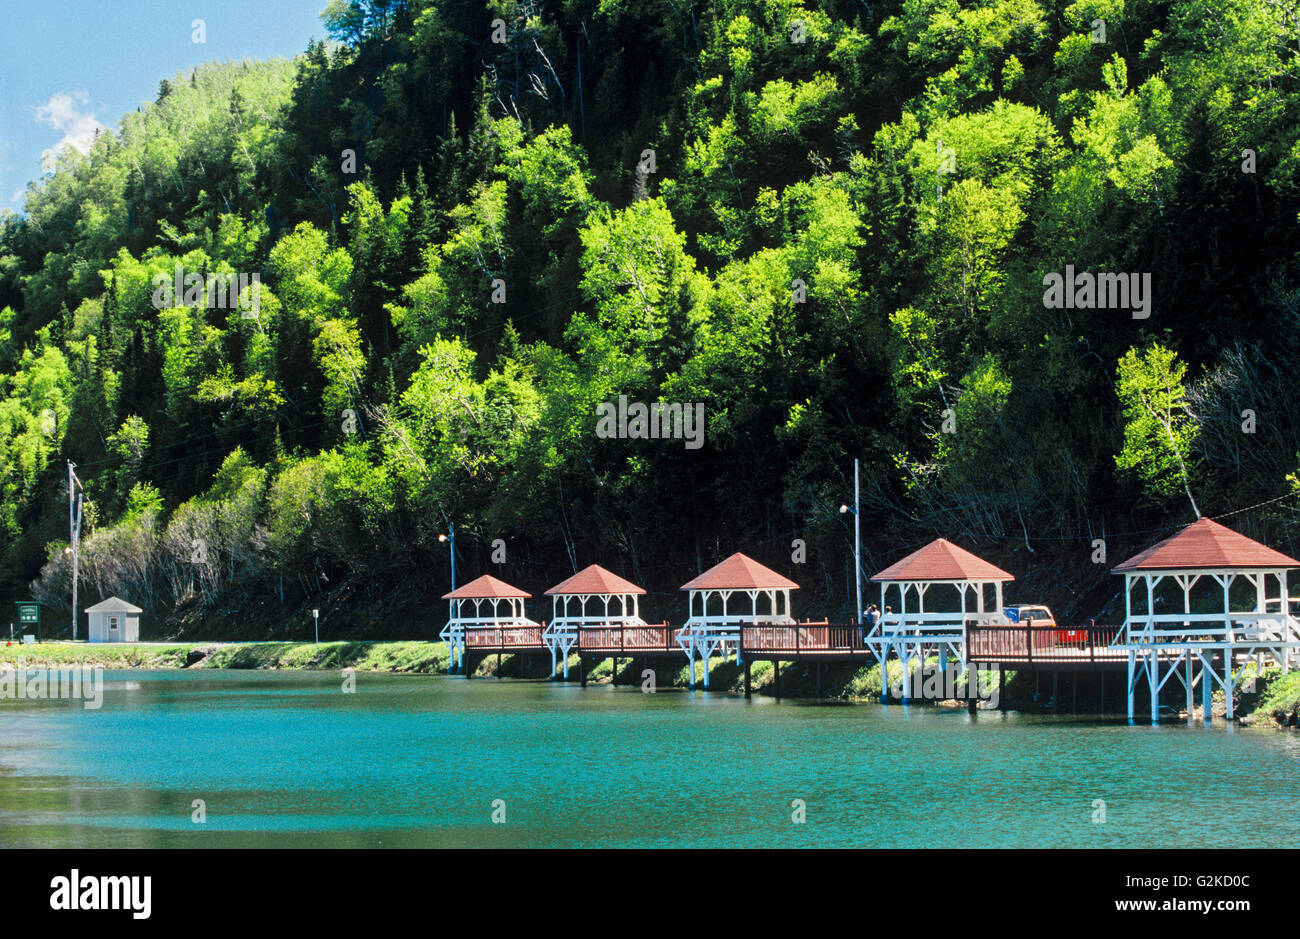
[{"xmin": 459, "ymin": 622, "xmax": 1144, "ymax": 668}]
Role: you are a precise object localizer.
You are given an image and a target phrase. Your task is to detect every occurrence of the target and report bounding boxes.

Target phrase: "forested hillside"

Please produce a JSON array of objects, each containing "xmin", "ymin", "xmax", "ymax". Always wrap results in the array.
[{"xmin": 3, "ymin": 0, "xmax": 1299, "ymax": 638}]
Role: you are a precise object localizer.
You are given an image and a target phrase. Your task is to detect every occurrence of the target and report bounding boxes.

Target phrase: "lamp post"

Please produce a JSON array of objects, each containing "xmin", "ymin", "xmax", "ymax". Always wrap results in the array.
[
  {"xmin": 839, "ymin": 458, "xmax": 862, "ymax": 623},
  {"xmin": 439, "ymin": 524, "xmax": 457, "ymax": 672},
  {"xmin": 312, "ymin": 608, "xmax": 319, "ymax": 645},
  {"xmin": 438, "ymin": 524, "xmax": 456, "ymax": 592},
  {"xmin": 67, "ymin": 462, "xmax": 83, "ymax": 641}
]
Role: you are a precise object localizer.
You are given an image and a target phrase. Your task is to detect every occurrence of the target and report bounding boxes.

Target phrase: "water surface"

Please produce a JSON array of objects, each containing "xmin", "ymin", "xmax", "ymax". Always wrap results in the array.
[{"xmin": 2, "ymin": 669, "xmax": 1298, "ymax": 847}]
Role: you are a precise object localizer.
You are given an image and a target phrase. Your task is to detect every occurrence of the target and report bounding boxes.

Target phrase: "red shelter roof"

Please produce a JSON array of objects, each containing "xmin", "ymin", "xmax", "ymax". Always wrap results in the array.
[
  {"xmin": 680, "ymin": 553, "xmax": 800, "ymax": 591},
  {"xmin": 870, "ymin": 538, "xmax": 1014, "ymax": 583},
  {"xmin": 546, "ymin": 564, "xmax": 646, "ymax": 596},
  {"xmin": 1112, "ymin": 518, "xmax": 1300, "ymax": 572},
  {"xmin": 442, "ymin": 574, "xmax": 532, "ymax": 600}
]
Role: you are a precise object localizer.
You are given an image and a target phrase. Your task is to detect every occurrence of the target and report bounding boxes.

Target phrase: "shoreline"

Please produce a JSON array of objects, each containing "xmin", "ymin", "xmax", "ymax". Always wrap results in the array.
[{"xmin": 2, "ymin": 641, "xmax": 1296, "ymax": 729}]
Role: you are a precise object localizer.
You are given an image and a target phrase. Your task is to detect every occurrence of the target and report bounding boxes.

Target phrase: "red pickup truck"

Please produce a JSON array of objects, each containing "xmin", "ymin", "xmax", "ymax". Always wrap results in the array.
[{"xmin": 1004, "ymin": 605, "xmax": 1085, "ymax": 644}]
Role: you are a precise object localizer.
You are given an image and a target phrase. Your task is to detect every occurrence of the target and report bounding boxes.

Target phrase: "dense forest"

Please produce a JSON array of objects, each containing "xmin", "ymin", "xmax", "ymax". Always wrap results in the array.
[{"xmin": 3, "ymin": 0, "xmax": 1299, "ymax": 638}]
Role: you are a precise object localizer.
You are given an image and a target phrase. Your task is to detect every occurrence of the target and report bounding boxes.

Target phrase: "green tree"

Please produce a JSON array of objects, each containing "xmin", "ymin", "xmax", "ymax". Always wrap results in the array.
[{"xmin": 1116, "ymin": 343, "xmax": 1201, "ymax": 518}]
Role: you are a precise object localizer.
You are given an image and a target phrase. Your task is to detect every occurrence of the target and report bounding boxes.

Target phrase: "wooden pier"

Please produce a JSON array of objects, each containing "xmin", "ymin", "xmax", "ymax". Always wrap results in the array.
[
  {"xmin": 440, "ymin": 522, "xmax": 1299, "ymax": 722},
  {"xmin": 458, "ymin": 619, "xmax": 1145, "ymax": 683}
]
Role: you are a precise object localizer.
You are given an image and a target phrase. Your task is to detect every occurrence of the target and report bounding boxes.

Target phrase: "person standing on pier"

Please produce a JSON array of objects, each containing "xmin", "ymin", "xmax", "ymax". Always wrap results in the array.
[{"xmin": 862, "ymin": 604, "xmax": 880, "ymax": 645}]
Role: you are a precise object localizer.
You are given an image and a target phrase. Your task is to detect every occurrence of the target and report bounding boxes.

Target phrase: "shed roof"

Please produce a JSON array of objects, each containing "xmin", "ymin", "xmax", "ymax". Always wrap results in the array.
[
  {"xmin": 84, "ymin": 596, "xmax": 143, "ymax": 614},
  {"xmin": 680, "ymin": 553, "xmax": 800, "ymax": 591},
  {"xmin": 870, "ymin": 539, "xmax": 1014, "ymax": 583},
  {"xmin": 442, "ymin": 574, "xmax": 532, "ymax": 600},
  {"xmin": 546, "ymin": 564, "xmax": 646, "ymax": 596},
  {"xmin": 1112, "ymin": 518, "xmax": 1300, "ymax": 572}
]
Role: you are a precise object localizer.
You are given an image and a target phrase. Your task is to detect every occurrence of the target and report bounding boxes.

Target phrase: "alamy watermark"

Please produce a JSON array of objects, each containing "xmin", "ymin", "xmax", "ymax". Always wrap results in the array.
[
  {"xmin": 151, "ymin": 264, "xmax": 261, "ymax": 318},
  {"xmin": 1, "ymin": 664, "xmax": 103, "ymax": 709},
  {"xmin": 596, "ymin": 395, "xmax": 705, "ymax": 450},
  {"xmin": 1042, "ymin": 265, "xmax": 1151, "ymax": 319},
  {"xmin": 50, "ymin": 869, "xmax": 150, "ymax": 919},
  {"xmin": 890, "ymin": 662, "xmax": 1000, "ymax": 708}
]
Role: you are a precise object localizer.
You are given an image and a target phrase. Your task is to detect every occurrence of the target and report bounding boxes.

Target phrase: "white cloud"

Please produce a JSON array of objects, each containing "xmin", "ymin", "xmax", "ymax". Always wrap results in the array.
[{"xmin": 34, "ymin": 91, "xmax": 106, "ymax": 156}]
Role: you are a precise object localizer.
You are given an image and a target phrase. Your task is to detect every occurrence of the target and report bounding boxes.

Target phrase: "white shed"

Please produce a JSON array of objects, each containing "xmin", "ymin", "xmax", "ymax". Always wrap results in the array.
[{"xmin": 85, "ymin": 597, "xmax": 142, "ymax": 643}]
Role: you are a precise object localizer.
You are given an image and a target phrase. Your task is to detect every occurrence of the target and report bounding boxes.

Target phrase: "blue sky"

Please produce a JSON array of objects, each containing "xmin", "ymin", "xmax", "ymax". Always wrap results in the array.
[{"xmin": 0, "ymin": 0, "xmax": 329, "ymax": 214}]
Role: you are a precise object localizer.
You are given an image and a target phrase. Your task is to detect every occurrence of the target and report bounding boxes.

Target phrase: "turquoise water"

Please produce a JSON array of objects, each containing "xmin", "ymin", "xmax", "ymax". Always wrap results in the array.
[{"xmin": 2, "ymin": 669, "xmax": 1299, "ymax": 847}]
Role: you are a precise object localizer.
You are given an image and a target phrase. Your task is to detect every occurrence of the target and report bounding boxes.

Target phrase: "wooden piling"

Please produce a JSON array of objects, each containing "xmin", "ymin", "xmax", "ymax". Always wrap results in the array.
[{"xmin": 744, "ymin": 661, "xmax": 752, "ymax": 699}]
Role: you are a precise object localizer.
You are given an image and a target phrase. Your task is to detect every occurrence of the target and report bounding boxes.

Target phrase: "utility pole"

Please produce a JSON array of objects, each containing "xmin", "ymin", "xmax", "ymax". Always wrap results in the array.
[
  {"xmin": 67, "ymin": 461, "xmax": 84, "ymax": 641},
  {"xmin": 854, "ymin": 457, "xmax": 862, "ymax": 621},
  {"xmin": 438, "ymin": 522, "xmax": 458, "ymax": 672},
  {"xmin": 839, "ymin": 458, "xmax": 863, "ymax": 622},
  {"xmin": 439, "ymin": 523, "xmax": 456, "ymax": 592}
]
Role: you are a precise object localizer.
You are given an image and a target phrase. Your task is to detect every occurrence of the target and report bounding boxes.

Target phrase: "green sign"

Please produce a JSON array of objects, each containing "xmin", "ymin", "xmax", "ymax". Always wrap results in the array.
[{"xmin": 15, "ymin": 601, "xmax": 41, "ymax": 640}]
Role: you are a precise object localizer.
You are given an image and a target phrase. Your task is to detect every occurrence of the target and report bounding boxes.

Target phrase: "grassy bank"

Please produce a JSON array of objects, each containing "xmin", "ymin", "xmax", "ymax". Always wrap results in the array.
[
  {"xmin": 201, "ymin": 641, "xmax": 450, "ymax": 672},
  {"xmin": 1239, "ymin": 667, "xmax": 1300, "ymax": 729},
  {"xmin": 0, "ymin": 642, "xmax": 198, "ymax": 668},
  {"xmin": 0, "ymin": 640, "xmax": 450, "ymax": 673},
  {"xmin": 519, "ymin": 653, "xmax": 1005, "ymax": 708}
]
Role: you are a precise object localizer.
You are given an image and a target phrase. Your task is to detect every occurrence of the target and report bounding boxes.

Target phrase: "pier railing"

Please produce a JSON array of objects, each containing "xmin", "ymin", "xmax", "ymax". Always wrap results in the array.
[
  {"xmin": 459, "ymin": 620, "xmax": 1127, "ymax": 663},
  {"xmin": 965, "ymin": 624, "xmax": 1124, "ymax": 664},
  {"xmin": 740, "ymin": 621, "xmax": 869, "ymax": 656},
  {"xmin": 576, "ymin": 623, "xmax": 682, "ymax": 654},
  {"xmin": 464, "ymin": 625, "xmax": 546, "ymax": 650}
]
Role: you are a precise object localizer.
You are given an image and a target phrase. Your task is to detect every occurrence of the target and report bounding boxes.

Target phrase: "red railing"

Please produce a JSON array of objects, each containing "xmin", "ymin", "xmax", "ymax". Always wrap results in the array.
[
  {"xmin": 576, "ymin": 623, "xmax": 679, "ymax": 654},
  {"xmin": 464, "ymin": 625, "xmax": 546, "ymax": 650},
  {"xmin": 740, "ymin": 621, "xmax": 867, "ymax": 656},
  {"xmin": 965, "ymin": 624, "xmax": 1123, "ymax": 663},
  {"xmin": 457, "ymin": 621, "xmax": 1125, "ymax": 662}
]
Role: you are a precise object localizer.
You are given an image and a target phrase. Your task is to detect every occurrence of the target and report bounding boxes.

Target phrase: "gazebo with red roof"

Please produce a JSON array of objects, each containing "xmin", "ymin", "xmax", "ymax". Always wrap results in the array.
[
  {"xmin": 439, "ymin": 574, "xmax": 537, "ymax": 674},
  {"xmin": 1112, "ymin": 517, "xmax": 1300, "ymax": 723},
  {"xmin": 866, "ymin": 538, "xmax": 1014, "ymax": 703},
  {"xmin": 542, "ymin": 564, "xmax": 649, "ymax": 679},
  {"xmin": 676, "ymin": 553, "xmax": 800, "ymax": 688}
]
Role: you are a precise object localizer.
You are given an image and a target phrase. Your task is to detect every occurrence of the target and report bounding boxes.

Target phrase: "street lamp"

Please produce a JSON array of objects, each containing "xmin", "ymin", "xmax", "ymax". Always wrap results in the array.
[
  {"xmin": 438, "ymin": 524, "xmax": 458, "ymax": 673},
  {"xmin": 67, "ymin": 462, "xmax": 83, "ymax": 641},
  {"xmin": 438, "ymin": 524, "xmax": 456, "ymax": 592}
]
